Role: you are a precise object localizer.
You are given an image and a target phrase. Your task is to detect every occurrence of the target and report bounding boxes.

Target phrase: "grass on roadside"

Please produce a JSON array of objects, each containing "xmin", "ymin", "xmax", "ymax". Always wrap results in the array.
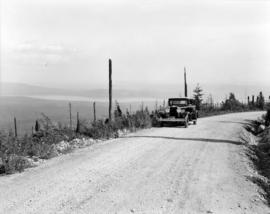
[
  {"xmin": 0, "ymin": 105, "xmax": 152, "ymax": 175},
  {"xmin": 244, "ymin": 109, "xmax": 270, "ymax": 205}
]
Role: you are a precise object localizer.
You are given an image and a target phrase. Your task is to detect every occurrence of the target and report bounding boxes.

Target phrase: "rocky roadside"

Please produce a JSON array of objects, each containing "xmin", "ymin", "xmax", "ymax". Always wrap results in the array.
[
  {"xmin": 242, "ymin": 113, "xmax": 270, "ymax": 205},
  {"xmin": 0, "ymin": 129, "xmax": 130, "ymax": 175}
]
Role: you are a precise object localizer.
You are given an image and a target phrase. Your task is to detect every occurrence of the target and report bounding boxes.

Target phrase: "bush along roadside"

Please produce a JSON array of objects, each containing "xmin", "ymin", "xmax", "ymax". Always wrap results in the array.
[
  {"xmin": 0, "ymin": 103, "xmax": 153, "ymax": 175},
  {"xmin": 244, "ymin": 108, "xmax": 270, "ymax": 205}
]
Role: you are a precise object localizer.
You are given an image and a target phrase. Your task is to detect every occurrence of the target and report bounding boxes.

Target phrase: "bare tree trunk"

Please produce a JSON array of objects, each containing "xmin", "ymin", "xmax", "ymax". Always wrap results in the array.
[
  {"xmin": 14, "ymin": 117, "xmax": 17, "ymax": 137},
  {"xmin": 93, "ymin": 101, "xmax": 96, "ymax": 122},
  {"xmin": 69, "ymin": 102, "xmax": 72, "ymax": 129},
  {"xmin": 35, "ymin": 120, "xmax": 40, "ymax": 132},
  {"xmin": 184, "ymin": 67, "xmax": 188, "ymax": 97},
  {"xmin": 109, "ymin": 59, "xmax": 112, "ymax": 121},
  {"xmin": 76, "ymin": 112, "xmax": 80, "ymax": 133}
]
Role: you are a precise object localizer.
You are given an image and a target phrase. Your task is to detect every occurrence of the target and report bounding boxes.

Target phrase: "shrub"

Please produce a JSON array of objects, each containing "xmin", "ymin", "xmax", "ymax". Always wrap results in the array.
[
  {"xmin": 221, "ymin": 93, "xmax": 245, "ymax": 111},
  {"xmin": 265, "ymin": 109, "xmax": 270, "ymax": 127},
  {"xmin": 0, "ymin": 104, "xmax": 153, "ymax": 174},
  {"xmin": 246, "ymin": 118, "xmax": 270, "ymax": 204},
  {"xmin": 4, "ymin": 154, "xmax": 29, "ymax": 174},
  {"xmin": 79, "ymin": 104, "xmax": 152, "ymax": 139},
  {"xmin": 150, "ymin": 111, "xmax": 160, "ymax": 127},
  {"xmin": 81, "ymin": 120, "xmax": 116, "ymax": 139}
]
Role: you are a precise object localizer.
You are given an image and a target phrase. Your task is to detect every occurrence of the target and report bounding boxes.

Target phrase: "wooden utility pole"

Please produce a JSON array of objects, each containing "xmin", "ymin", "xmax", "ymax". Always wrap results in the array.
[
  {"xmin": 14, "ymin": 117, "xmax": 17, "ymax": 137},
  {"xmin": 93, "ymin": 101, "xmax": 96, "ymax": 122},
  {"xmin": 69, "ymin": 102, "xmax": 72, "ymax": 129},
  {"xmin": 184, "ymin": 67, "xmax": 188, "ymax": 97},
  {"xmin": 109, "ymin": 59, "xmax": 112, "ymax": 121}
]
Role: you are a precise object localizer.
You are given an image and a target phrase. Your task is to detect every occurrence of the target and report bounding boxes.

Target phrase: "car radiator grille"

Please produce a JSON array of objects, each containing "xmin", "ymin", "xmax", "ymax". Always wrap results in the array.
[{"xmin": 169, "ymin": 107, "xmax": 177, "ymax": 117}]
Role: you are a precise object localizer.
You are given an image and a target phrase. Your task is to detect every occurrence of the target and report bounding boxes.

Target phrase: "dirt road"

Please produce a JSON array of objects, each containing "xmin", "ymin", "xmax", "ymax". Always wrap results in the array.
[{"xmin": 0, "ymin": 112, "xmax": 269, "ymax": 214}]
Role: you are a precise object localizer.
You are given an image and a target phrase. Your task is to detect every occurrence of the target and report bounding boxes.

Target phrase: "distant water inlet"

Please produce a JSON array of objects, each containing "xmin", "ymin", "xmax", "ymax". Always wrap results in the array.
[
  {"xmin": 24, "ymin": 95, "xmax": 163, "ymax": 103},
  {"xmin": 0, "ymin": 96, "xmax": 164, "ymax": 134}
]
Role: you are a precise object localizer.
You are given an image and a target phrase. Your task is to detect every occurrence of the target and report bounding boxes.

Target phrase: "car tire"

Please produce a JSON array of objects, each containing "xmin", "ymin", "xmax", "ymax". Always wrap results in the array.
[{"xmin": 193, "ymin": 120, "xmax": 197, "ymax": 125}]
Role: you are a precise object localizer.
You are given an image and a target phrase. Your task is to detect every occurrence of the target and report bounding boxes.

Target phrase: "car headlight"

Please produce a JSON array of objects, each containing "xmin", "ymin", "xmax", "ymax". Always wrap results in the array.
[
  {"xmin": 165, "ymin": 108, "xmax": 170, "ymax": 113},
  {"xmin": 177, "ymin": 108, "xmax": 181, "ymax": 113}
]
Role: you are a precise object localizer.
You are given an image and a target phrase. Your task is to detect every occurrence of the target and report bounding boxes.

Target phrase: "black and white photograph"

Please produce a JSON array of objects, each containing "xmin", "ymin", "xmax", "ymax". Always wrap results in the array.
[{"xmin": 0, "ymin": 0, "xmax": 270, "ymax": 213}]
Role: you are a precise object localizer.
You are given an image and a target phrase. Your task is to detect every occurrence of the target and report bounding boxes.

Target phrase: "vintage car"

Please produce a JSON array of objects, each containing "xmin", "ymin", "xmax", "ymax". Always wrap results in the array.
[{"xmin": 157, "ymin": 97, "xmax": 198, "ymax": 127}]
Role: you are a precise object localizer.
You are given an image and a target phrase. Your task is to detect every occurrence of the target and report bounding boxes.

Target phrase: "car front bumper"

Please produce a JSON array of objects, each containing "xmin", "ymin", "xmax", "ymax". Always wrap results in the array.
[{"xmin": 158, "ymin": 117, "xmax": 187, "ymax": 122}]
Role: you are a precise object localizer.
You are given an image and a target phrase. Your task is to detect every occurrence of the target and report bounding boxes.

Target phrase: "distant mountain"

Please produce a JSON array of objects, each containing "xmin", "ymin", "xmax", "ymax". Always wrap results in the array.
[
  {"xmin": 0, "ymin": 82, "xmax": 66, "ymax": 96},
  {"xmin": 0, "ymin": 82, "xmax": 176, "ymax": 99},
  {"xmin": 1, "ymin": 82, "xmax": 269, "ymax": 103}
]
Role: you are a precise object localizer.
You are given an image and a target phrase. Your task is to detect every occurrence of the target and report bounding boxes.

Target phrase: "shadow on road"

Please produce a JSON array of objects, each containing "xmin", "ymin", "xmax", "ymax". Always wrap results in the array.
[
  {"xmin": 156, "ymin": 123, "xmax": 196, "ymax": 128},
  {"xmin": 121, "ymin": 136, "xmax": 242, "ymax": 145},
  {"xmin": 218, "ymin": 120, "xmax": 250, "ymax": 125}
]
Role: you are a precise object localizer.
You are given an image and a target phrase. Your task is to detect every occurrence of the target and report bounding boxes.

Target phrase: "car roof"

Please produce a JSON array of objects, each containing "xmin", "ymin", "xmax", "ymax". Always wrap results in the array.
[{"xmin": 168, "ymin": 97, "xmax": 194, "ymax": 100}]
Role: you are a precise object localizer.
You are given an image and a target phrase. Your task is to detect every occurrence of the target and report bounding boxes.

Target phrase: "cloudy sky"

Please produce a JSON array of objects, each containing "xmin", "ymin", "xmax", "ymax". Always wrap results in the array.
[{"xmin": 1, "ymin": 0, "xmax": 270, "ymax": 89}]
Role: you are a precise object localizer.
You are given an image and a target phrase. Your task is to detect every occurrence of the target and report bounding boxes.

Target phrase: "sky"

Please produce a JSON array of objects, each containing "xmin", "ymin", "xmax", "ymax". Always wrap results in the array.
[{"xmin": 1, "ymin": 0, "xmax": 270, "ymax": 89}]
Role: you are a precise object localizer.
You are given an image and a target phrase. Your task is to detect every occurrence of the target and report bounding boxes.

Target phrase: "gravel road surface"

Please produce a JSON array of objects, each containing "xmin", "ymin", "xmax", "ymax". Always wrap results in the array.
[{"xmin": 0, "ymin": 112, "xmax": 269, "ymax": 214}]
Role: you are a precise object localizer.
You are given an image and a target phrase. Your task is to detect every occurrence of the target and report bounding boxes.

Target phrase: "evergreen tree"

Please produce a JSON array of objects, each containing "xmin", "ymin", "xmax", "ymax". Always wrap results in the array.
[
  {"xmin": 193, "ymin": 84, "xmax": 203, "ymax": 110},
  {"xmin": 257, "ymin": 91, "xmax": 265, "ymax": 110},
  {"xmin": 114, "ymin": 101, "xmax": 122, "ymax": 118},
  {"xmin": 222, "ymin": 93, "xmax": 243, "ymax": 111}
]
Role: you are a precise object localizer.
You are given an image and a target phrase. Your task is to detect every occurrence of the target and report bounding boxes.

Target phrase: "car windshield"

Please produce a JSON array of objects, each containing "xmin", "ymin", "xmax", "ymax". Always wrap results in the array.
[{"xmin": 169, "ymin": 99, "xmax": 188, "ymax": 106}]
